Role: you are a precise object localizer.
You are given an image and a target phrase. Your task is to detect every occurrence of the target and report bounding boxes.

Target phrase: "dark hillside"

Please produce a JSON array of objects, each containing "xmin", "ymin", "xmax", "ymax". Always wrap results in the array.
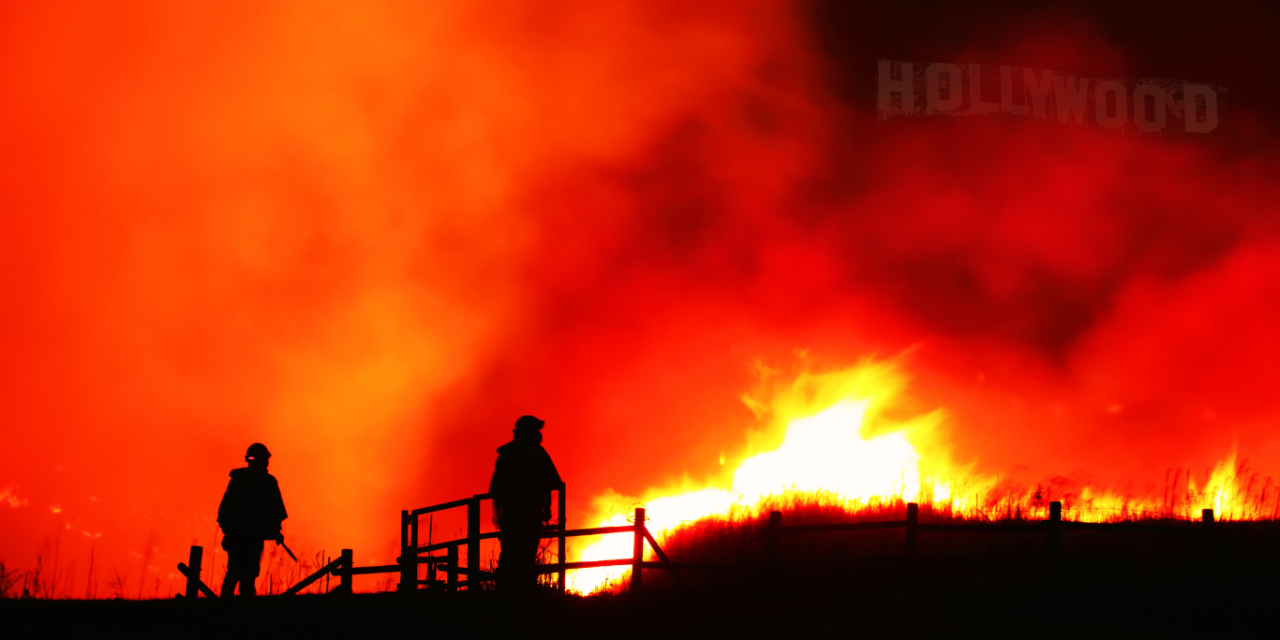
[{"xmin": 5, "ymin": 556, "xmax": 1275, "ymax": 639}]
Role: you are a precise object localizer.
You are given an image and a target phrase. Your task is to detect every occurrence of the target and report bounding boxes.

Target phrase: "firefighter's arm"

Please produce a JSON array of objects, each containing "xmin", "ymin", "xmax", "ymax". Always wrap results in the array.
[
  {"xmin": 267, "ymin": 477, "xmax": 286, "ymax": 542},
  {"xmin": 216, "ymin": 478, "xmax": 238, "ymax": 533},
  {"xmin": 543, "ymin": 450, "xmax": 560, "ymax": 522},
  {"xmin": 491, "ymin": 498, "xmax": 503, "ymax": 528},
  {"xmin": 489, "ymin": 455, "xmax": 504, "ymax": 527}
]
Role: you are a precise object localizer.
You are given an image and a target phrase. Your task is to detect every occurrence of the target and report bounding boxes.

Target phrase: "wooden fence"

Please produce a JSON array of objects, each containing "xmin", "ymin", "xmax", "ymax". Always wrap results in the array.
[
  {"xmin": 396, "ymin": 484, "xmax": 568, "ymax": 592},
  {"xmin": 178, "ymin": 494, "xmax": 1220, "ymax": 598}
]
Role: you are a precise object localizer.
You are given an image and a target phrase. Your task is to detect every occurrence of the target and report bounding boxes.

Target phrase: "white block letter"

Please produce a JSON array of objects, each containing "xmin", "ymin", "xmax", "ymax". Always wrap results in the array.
[
  {"xmin": 926, "ymin": 63, "xmax": 964, "ymax": 113},
  {"xmin": 1183, "ymin": 83, "xmax": 1219, "ymax": 133},
  {"xmin": 878, "ymin": 60, "xmax": 915, "ymax": 115},
  {"xmin": 1132, "ymin": 84, "xmax": 1167, "ymax": 133},
  {"xmin": 1054, "ymin": 76, "xmax": 1090, "ymax": 125},
  {"xmin": 968, "ymin": 64, "xmax": 1000, "ymax": 113},
  {"xmin": 1001, "ymin": 66, "xmax": 1030, "ymax": 116},
  {"xmin": 1094, "ymin": 80, "xmax": 1128, "ymax": 129},
  {"xmin": 1023, "ymin": 68, "xmax": 1054, "ymax": 119}
]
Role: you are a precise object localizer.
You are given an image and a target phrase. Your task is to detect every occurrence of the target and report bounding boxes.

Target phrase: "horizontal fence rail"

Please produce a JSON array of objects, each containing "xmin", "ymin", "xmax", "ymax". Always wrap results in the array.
[
  {"xmin": 401, "ymin": 485, "xmax": 571, "ymax": 593},
  {"xmin": 179, "ymin": 491, "xmax": 1225, "ymax": 599},
  {"xmin": 280, "ymin": 555, "xmax": 346, "ymax": 596}
]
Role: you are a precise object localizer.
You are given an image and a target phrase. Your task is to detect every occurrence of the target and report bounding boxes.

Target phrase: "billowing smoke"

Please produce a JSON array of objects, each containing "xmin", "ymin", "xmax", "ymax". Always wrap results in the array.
[{"xmin": 2, "ymin": 0, "xmax": 1278, "ymax": 594}]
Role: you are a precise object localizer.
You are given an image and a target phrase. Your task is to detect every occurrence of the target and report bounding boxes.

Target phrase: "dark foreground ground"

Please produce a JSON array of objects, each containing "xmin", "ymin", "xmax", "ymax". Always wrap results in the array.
[{"xmin": 4, "ymin": 557, "xmax": 1277, "ymax": 639}]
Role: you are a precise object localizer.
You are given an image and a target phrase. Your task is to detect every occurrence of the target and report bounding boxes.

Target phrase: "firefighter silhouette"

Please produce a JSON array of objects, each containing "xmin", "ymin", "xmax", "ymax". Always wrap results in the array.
[
  {"xmin": 217, "ymin": 442, "xmax": 287, "ymax": 597},
  {"xmin": 489, "ymin": 415, "xmax": 562, "ymax": 592}
]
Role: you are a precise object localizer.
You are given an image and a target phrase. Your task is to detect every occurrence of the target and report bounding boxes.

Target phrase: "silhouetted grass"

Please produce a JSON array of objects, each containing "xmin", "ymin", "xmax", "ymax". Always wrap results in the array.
[{"xmin": 603, "ymin": 494, "xmax": 1280, "ymax": 594}]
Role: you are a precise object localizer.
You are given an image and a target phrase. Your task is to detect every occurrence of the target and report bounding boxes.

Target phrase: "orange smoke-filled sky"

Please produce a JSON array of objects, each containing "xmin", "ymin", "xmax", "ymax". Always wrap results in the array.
[{"xmin": 2, "ymin": 0, "xmax": 1280, "ymax": 594}]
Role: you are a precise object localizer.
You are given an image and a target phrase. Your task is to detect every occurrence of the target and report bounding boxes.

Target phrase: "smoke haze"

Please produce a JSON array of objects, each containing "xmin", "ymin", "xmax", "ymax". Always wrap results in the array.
[{"xmin": 2, "ymin": 0, "xmax": 1278, "ymax": 592}]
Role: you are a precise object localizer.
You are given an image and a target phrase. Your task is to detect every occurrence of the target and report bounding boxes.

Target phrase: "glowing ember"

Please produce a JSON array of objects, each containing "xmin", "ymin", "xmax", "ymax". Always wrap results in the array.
[{"xmin": 1, "ymin": 486, "xmax": 29, "ymax": 509}]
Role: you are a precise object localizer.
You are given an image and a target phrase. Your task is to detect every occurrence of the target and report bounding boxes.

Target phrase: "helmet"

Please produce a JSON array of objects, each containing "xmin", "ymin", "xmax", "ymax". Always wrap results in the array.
[
  {"xmin": 514, "ymin": 415, "xmax": 545, "ymax": 432},
  {"xmin": 246, "ymin": 443, "xmax": 271, "ymax": 461}
]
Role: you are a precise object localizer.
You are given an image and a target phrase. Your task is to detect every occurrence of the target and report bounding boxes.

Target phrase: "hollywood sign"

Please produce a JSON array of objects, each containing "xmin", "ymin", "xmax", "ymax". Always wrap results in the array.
[{"xmin": 877, "ymin": 60, "xmax": 1225, "ymax": 134}]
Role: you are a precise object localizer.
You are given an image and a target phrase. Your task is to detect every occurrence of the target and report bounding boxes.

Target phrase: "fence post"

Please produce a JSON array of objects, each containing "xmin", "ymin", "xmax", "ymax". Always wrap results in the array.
[
  {"xmin": 468, "ymin": 496, "xmax": 483, "ymax": 591},
  {"xmin": 185, "ymin": 546, "xmax": 203, "ymax": 599},
  {"xmin": 337, "ymin": 549, "xmax": 353, "ymax": 595},
  {"xmin": 447, "ymin": 544, "xmax": 459, "ymax": 592},
  {"xmin": 399, "ymin": 510, "xmax": 414, "ymax": 593},
  {"xmin": 558, "ymin": 483, "xmax": 567, "ymax": 593},
  {"xmin": 1201, "ymin": 508, "xmax": 1216, "ymax": 561},
  {"xmin": 410, "ymin": 512, "xmax": 420, "ymax": 587},
  {"xmin": 904, "ymin": 503, "xmax": 918, "ymax": 561},
  {"xmin": 1048, "ymin": 501, "xmax": 1062, "ymax": 558},
  {"xmin": 764, "ymin": 510, "xmax": 782, "ymax": 567},
  {"xmin": 631, "ymin": 507, "xmax": 645, "ymax": 595}
]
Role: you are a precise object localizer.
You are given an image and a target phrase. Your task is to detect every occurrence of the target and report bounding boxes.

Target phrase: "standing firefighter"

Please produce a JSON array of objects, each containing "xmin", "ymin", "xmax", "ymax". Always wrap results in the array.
[
  {"xmin": 217, "ymin": 443, "xmax": 288, "ymax": 597},
  {"xmin": 489, "ymin": 415, "xmax": 562, "ymax": 592}
]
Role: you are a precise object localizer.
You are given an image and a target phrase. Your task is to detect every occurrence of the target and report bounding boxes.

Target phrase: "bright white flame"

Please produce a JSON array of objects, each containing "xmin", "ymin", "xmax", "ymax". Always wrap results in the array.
[
  {"xmin": 570, "ymin": 396, "xmax": 933, "ymax": 593},
  {"xmin": 732, "ymin": 401, "xmax": 921, "ymax": 503}
]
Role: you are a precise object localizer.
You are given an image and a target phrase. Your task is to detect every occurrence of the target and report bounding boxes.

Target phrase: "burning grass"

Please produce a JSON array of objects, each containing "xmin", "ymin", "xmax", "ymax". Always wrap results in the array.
[
  {"xmin": 584, "ymin": 493, "xmax": 1280, "ymax": 595},
  {"xmin": 572, "ymin": 358, "xmax": 1280, "ymax": 593}
]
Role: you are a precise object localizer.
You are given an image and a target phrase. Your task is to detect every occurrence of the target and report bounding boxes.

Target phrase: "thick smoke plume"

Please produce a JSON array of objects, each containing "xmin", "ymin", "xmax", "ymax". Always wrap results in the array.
[{"xmin": 1, "ymin": 0, "xmax": 1278, "ymax": 592}]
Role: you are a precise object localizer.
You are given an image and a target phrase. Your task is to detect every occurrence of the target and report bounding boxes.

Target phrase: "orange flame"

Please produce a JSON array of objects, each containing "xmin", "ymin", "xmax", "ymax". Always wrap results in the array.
[{"xmin": 567, "ymin": 358, "xmax": 1263, "ymax": 593}]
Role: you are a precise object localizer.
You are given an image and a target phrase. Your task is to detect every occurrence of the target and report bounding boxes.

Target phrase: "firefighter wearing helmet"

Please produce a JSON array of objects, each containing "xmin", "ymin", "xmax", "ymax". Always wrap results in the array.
[
  {"xmin": 217, "ymin": 442, "xmax": 288, "ymax": 597},
  {"xmin": 489, "ymin": 415, "xmax": 562, "ymax": 592}
]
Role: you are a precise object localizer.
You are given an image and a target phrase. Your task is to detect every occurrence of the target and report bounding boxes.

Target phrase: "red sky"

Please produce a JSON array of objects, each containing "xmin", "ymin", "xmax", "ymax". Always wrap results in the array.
[{"xmin": 2, "ymin": 0, "xmax": 1279, "ymax": 596}]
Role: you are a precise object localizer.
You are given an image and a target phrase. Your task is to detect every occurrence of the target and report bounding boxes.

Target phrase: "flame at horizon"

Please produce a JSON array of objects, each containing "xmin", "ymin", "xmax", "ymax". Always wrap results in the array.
[{"xmin": 569, "ymin": 359, "xmax": 1269, "ymax": 594}]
